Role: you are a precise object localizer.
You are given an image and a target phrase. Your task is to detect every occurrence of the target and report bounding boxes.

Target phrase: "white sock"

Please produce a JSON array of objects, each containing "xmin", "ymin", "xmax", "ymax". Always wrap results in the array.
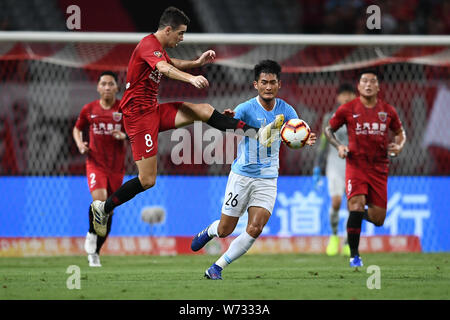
[
  {"xmin": 215, "ymin": 232, "xmax": 256, "ymax": 269},
  {"xmin": 330, "ymin": 208, "xmax": 339, "ymax": 235},
  {"xmin": 207, "ymin": 220, "xmax": 220, "ymax": 237}
]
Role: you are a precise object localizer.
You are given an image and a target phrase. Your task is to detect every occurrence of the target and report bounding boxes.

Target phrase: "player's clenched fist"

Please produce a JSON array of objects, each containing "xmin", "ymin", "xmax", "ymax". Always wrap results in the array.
[
  {"xmin": 77, "ymin": 141, "xmax": 89, "ymax": 154},
  {"xmin": 112, "ymin": 130, "xmax": 127, "ymax": 140},
  {"xmin": 190, "ymin": 75, "xmax": 209, "ymax": 89},
  {"xmin": 337, "ymin": 145, "xmax": 349, "ymax": 159}
]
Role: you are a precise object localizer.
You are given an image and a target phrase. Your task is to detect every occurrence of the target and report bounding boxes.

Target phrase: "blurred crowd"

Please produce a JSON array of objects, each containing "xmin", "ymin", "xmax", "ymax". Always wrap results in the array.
[
  {"xmin": 299, "ymin": 0, "xmax": 450, "ymax": 34},
  {"xmin": 1, "ymin": 0, "xmax": 449, "ymax": 34}
]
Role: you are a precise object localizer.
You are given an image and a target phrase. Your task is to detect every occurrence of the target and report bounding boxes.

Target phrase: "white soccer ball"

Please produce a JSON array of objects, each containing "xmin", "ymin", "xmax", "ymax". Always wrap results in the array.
[{"xmin": 280, "ymin": 119, "xmax": 311, "ymax": 149}]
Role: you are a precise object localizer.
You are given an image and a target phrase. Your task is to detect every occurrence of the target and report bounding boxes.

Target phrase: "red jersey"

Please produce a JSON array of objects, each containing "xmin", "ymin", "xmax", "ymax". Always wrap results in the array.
[
  {"xmin": 75, "ymin": 100, "xmax": 126, "ymax": 174},
  {"xmin": 120, "ymin": 34, "xmax": 172, "ymax": 115},
  {"xmin": 329, "ymin": 97, "xmax": 402, "ymax": 166}
]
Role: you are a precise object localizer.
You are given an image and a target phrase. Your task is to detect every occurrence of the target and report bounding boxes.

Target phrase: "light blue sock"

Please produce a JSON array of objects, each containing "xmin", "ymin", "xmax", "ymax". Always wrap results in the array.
[{"xmin": 215, "ymin": 232, "xmax": 256, "ymax": 269}]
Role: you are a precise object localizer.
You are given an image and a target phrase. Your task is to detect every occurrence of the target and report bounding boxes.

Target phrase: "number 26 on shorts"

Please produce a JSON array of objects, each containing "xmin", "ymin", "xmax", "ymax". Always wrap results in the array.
[{"xmin": 225, "ymin": 192, "xmax": 239, "ymax": 207}]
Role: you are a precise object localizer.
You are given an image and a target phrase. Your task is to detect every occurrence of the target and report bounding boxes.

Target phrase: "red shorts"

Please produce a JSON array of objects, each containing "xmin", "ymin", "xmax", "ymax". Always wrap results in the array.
[
  {"xmin": 86, "ymin": 162, "xmax": 124, "ymax": 195},
  {"xmin": 345, "ymin": 161, "xmax": 389, "ymax": 209},
  {"xmin": 123, "ymin": 101, "xmax": 182, "ymax": 161}
]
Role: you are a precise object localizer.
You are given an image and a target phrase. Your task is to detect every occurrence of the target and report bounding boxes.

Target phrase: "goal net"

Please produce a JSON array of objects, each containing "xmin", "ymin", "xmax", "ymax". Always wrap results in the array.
[
  {"xmin": 1, "ymin": 33, "xmax": 449, "ymax": 177},
  {"xmin": 0, "ymin": 33, "xmax": 449, "ymax": 254}
]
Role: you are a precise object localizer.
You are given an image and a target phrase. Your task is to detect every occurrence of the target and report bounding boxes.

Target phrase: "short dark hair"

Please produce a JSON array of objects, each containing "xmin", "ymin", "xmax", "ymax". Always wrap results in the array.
[
  {"xmin": 98, "ymin": 71, "xmax": 118, "ymax": 83},
  {"xmin": 254, "ymin": 60, "xmax": 281, "ymax": 81},
  {"xmin": 358, "ymin": 68, "xmax": 380, "ymax": 81},
  {"xmin": 158, "ymin": 6, "xmax": 190, "ymax": 30},
  {"xmin": 337, "ymin": 83, "xmax": 355, "ymax": 95}
]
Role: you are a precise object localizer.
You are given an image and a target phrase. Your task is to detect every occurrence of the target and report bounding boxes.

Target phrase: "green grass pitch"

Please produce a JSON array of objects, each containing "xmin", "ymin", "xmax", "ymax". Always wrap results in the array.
[{"xmin": 0, "ymin": 253, "xmax": 448, "ymax": 300}]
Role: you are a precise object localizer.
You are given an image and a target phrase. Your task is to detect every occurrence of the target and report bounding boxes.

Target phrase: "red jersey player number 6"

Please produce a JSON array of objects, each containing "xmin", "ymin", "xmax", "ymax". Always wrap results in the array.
[{"xmin": 325, "ymin": 69, "xmax": 406, "ymax": 268}]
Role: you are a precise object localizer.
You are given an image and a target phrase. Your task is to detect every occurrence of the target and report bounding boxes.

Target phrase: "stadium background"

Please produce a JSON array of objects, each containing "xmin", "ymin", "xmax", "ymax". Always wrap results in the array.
[{"xmin": 0, "ymin": 0, "xmax": 449, "ymax": 256}]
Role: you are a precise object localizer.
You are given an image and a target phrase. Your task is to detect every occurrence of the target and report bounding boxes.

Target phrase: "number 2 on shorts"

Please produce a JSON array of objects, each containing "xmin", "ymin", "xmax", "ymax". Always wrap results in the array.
[{"xmin": 90, "ymin": 173, "xmax": 96, "ymax": 188}]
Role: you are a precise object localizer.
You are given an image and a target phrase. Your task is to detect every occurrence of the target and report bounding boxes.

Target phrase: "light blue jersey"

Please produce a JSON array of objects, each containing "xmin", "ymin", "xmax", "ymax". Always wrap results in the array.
[{"xmin": 231, "ymin": 96, "xmax": 298, "ymax": 178}]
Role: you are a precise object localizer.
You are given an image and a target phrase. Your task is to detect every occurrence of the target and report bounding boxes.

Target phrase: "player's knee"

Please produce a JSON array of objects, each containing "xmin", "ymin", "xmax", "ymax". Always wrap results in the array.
[
  {"xmin": 193, "ymin": 103, "xmax": 213, "ymax": 121},
  {"xmin": 246, "ymin": 224, "xmax": 263, "ymax": 238},
  {"xmin": 139, "ymin": 175, "xmax": 156, "ymax": 190},
  {"xmin": 372, "ymin": 217, "xmax": 385, "ymax": 227},
  {"xmin": 348, "ymin": 202, "xmax": 365, "ymax": 212},
  {"xmin": 331, "ymin": 198, "xmax": 341, "ymax": 211}
]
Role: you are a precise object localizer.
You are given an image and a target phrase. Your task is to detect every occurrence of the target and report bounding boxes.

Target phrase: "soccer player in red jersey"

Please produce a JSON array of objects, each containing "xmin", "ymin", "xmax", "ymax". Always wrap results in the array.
[
  {"xmin": 73, "ymin": 71, "xmax": 127, "ymax": 267},
  {"xmin": 90, "ymin": 7, "xmax": 284, "ymax": 236},
  {"xmin": 325, "ymin": 69, "xmax": 406, "ymax": 267}
]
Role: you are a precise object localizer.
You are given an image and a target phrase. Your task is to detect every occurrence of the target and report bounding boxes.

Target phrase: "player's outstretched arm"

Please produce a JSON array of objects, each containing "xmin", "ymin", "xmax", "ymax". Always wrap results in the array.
[
  {"xmin": 170, "ymin": 50, "xmax": 216, "ymax": 70},
  {"xmin": 156, "ymin": 60, "xmax": 209, "ymax": 89}
]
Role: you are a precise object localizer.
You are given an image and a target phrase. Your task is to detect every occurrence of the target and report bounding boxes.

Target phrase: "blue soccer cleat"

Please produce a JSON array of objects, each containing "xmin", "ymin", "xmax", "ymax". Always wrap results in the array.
[
  {"xmin": 204, "ymin": 264, "xmax": 223, "ymax": 280},
  {"xmin": 349, "ymin": 255, "xmax": 363, "ymax": 267},
  {"xmin": 191, "ymin": 225, "xmax": 213, "ymax": 252}
]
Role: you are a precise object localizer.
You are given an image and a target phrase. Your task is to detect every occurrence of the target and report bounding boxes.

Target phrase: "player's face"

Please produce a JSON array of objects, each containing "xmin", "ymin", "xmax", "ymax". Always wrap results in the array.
[
  {"xmin": 97, "ymin": 75, "xmax": 118, "ymax": 100},
  {"xmin": 166, "ymin": 25, "xmax": 187, "ymax": 48},
  {"xmin": 254, "ymin": 73, "xmax": 280, "ymax": 102},
  {"xmin": 337, "ymin": 91, "xmax": 356, "ymax": 105},
  {"xmin": 358, "ymin": 73, "xmax": 379, "ymax": 98}
]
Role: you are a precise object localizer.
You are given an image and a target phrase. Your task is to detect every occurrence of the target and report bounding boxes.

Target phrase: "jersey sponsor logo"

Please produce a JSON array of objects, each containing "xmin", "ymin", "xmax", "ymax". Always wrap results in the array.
[
  {"xmin": 153, "ymin": 51, "xmax": 162, "ymax": 58},
  {"xmin": 149, "ymin": 69, "xmax": 163, "ymax": 84},
  {"xmin": 355, "ymin": 122, "xmax": 387, "ymax": 135},
  {"xmin": 378, "ymin": 112, "xmax": 387, "ymax": 122},
  {"xmin": 353, "ymin": 114, "xmax": 360, "ymax": 118},
  {"xmin": 93, "ymin": 123, "xmax": 122, "ymax": 135},
  {"xmin": 90, "ymin": 114, "xmax": 98, "ymax": 118},
  {"xmin": 112, "ymin": 112, "xmax": 122, "ymax": 122}
]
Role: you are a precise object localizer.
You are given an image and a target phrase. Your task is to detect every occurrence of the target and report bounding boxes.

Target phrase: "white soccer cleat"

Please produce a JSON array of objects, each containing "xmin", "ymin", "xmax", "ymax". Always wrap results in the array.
[
  {"xmin": 84, "ymin": 232, "xmax": 97, "ymax": 255},
  {"xmin": 258, "ymin": 114, "xmax": 285, "ymax": 147},
  {"xmin": 91, "ymin": 200, "xmax": 108, "ymax": 237},
  {"xmin": 88, "ymin": 253, "xmax": 102, "ymax": 267}
]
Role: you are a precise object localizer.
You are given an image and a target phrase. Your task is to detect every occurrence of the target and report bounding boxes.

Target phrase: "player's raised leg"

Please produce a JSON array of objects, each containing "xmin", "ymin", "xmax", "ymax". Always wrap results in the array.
[{"xmin": 174, "ymin": 102, "xmax": 284, "ymax": 147}]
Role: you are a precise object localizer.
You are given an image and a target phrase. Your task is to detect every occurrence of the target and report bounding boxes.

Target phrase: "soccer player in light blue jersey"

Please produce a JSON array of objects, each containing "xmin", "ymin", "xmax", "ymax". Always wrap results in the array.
[{"xmin": 191, "ymin": 60, "xmax": 317, "ymax": 280}]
